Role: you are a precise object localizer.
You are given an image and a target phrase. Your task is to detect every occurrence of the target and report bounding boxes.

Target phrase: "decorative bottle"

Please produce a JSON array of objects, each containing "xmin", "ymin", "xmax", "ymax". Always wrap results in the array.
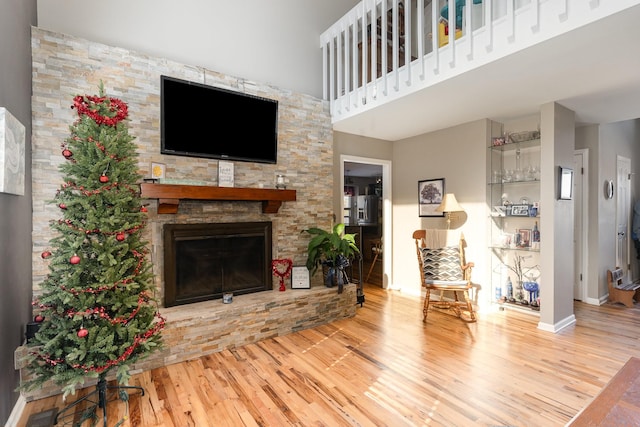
[
  {"xmin": 506, "ymin": 277, "xmax": 513, "ymax": 300},
  {"xmin": 532, "ymin": 221, "xmax": 540, "ymax": 243}
]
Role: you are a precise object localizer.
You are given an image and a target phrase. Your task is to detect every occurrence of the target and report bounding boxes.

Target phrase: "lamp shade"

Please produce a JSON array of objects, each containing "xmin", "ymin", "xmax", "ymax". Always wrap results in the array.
[{"xmin": 435, "ymin": 193, "xmax": 463, "ymax": 213}]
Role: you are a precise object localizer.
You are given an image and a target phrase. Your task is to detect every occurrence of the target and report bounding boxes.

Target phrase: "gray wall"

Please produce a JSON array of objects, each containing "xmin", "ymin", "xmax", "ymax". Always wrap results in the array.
[
  {"xmin": 575, "ymin": 120, "xmax": 640, "ymax": 302},
  {"xmin": 0, "ymin": 0, "xmax": 36, "ymax": 424},
  {"xmin": 390, "ymin": 119, "xmax": 489, "ymax": 296}
]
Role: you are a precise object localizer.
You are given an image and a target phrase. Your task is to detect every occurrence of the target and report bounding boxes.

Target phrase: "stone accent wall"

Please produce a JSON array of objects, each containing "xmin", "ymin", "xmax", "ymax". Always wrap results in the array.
[
  {"xmin": 31, "ymin": 27, "xmax": 335, "ymax": 296},
  {"xmin": 22, "ymin": 28, "xmax": 350, "ymax": 400}
]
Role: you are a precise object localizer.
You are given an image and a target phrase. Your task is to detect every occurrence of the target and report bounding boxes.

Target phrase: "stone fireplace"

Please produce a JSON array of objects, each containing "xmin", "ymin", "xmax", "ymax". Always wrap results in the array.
[
  {"xmin": 22, "ymin": 28, "xmax": 350, "ymax": 401},
  {"xmin": 163, "ymin": 221, "xmax": 272, "ymax": 307}
]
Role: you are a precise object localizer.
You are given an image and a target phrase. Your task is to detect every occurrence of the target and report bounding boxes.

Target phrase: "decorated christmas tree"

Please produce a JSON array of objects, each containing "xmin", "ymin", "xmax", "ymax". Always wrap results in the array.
[{"xmin": 23, "ymin": 83, "xmax": 165, "ymax": 400}]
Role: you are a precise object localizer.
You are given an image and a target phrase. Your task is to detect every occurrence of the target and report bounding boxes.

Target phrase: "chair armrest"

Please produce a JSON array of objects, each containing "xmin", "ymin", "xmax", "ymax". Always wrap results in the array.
[{"xmin": 462, "ymin": 262, "xmax": 474, "ymax": 282}]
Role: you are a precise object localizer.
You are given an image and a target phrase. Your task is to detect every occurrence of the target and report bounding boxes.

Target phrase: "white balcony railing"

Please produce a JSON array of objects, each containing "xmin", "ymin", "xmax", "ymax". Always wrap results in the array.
[{"xmin": 320, "ymin": 0, "xmax": 638, "ymax": 124}]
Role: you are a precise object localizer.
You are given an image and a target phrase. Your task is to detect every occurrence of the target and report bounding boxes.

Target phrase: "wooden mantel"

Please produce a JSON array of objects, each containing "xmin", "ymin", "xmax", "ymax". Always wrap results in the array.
[{"xmin": 139, "ymin": 183, "xmax": 296, "ymax": 214}]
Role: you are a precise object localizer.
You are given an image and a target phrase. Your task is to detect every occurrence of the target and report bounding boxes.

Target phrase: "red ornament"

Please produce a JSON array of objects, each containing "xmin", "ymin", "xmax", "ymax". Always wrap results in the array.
[
  {"xmin": 116, "ymin": 232, "xmax": 126, "ymax": 241},
  {"xmin": 99, "ymin": 174, "xmax": 109, "ymax": 183},
  {"xmin": 77, "ymin": 328, "xmax": 88, "ymax": 338},
  {"xmin": 62, "ymin": 149, "xmax": 73, "ymax": 158},
  {"xmin": 34, "ymin": 315, "xmax": 44, "ymax": 323},
  {"xmin": 70, "ymin": 254, "xmax": 81, "ymax": 265},
  {"xmin": 41, "ymin": 251, "xmax": 52, "ymax": 259},
  {"xmin": 140, "ymin": 206, "xmax": 148, "ymax": 213},
  {"xmin": 59, "ymin": 203, "xmax": 67, "ymax": 210}
]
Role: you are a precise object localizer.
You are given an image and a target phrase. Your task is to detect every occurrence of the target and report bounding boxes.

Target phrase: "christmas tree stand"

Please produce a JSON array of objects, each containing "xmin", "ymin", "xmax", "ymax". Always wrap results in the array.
[{"xmin": 54, "ymin": 374, "xmax": 144, "ymax": 427}]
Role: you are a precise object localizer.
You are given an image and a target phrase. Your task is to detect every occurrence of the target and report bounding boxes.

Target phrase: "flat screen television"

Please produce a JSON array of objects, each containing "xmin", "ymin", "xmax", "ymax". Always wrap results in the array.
[{"xmin": 161, "ymin": 75, "xmax": 278, "ymax": 164}]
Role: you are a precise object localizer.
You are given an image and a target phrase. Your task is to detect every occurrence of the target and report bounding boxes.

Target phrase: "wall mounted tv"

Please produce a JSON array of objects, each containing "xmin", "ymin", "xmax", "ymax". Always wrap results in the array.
[{"xmin": 161, "ymin": 75, "xmax": 278, "ymax": 164}]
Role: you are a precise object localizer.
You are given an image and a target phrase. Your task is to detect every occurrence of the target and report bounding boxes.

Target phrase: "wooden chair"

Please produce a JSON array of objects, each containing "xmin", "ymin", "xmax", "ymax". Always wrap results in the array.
[
  {"xmin": 365, "ymin": 238, "xmax": 382, "ymax": 283},
  {"xmin": 413, "ymin": 229, "xmax": 477, "ymax": 322}
]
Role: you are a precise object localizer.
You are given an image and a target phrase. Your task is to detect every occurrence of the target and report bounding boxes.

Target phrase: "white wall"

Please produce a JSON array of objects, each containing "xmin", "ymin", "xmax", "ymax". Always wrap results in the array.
[{"xmin": 36, "ymin": 0, "xmax": 359, "ymax": 99}]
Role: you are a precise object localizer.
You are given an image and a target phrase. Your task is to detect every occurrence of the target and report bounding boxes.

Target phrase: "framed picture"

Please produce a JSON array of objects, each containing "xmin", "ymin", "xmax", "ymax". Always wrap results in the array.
[
  {"xmin": 510, "ymin": 204, "xmax": 530, "ymax": 216},
  {"xmin": 518, "ymin": 229, "xmax": 531, "ymax": 247},
  {"xmin": 218, "ymin": 160, "xmax": 235, "ymax": 188},
  {"xmin": 0, "ymin": 107, "xmax": 25, "ymax": 195},
  {"xmin": 418, "ymin": 178, "xmax": 445, "ymax": 217},
  {"xmin": 151, "ymin": 162, "xmax": 166, "ymax": 179},
  {"xmin": 291, "ymin": 266, "xmax": 310, "ymax": 289},
  {"xmin": 559, "ymin": 166, "xmax": 573, "ymax": 200}
]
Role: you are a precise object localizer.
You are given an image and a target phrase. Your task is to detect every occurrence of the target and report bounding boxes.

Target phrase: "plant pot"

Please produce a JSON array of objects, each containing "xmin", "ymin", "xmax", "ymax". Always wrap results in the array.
[{"xmin": 322, "ymin": 257, "xmax": 350, "ymax": 293}]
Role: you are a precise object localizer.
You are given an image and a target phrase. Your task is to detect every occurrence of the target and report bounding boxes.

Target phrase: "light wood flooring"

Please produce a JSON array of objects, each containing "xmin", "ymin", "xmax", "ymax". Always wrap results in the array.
[{"xmin": 18, "ymin": 284, "xmax": 640, "ymax": 426}]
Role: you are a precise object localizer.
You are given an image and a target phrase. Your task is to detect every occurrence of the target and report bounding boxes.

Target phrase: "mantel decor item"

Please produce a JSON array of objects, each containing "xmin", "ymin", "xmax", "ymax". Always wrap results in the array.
[
  {"xmin": 218, "ymin": 160, "xmax": 234, "ymax": 187},
  {"xmin": 151, "ymin": 162, "xmax": 166, "ymax": 180},
  {"xmin": 275, "ymin": 174, "xmax": 286, "ymax": 189},
  {"xmin": 418, "ymin": 178, "xmax": 445, "ymax": 217}
]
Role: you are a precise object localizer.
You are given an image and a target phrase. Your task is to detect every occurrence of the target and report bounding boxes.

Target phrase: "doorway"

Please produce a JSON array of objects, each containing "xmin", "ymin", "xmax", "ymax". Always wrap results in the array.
[
  {"xmin": 617, "ymin": 155, "xmax": 631, "ymax": 280},
  {"xmin": 341, "ymin": 155, "xmax": 392, "ymax": 288},
  {"xmin": 574, "ymin": 149, "xmax": 588, "ymax": 301}
]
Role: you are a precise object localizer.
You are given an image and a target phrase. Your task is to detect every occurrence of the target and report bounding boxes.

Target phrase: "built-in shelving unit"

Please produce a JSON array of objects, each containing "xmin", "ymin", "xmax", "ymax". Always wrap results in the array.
[
  {"xmin": 488, "ymin": 134, "xmax": 541, "ymax": 314},
  {"xmin": 139, "ymin": 183, "xmax": 296, "ymax": 214}
]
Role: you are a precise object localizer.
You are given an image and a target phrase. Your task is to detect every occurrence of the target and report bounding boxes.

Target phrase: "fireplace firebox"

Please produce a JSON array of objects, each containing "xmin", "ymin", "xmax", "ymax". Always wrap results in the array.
[{"xmin": 163, "ymin": 222, "xmax": 272, "ymax": 307}]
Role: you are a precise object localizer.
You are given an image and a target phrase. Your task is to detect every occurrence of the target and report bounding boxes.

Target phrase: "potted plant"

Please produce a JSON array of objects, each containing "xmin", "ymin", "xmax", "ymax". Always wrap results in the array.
[{"xmin": 303, "ymin": 223, "xmax": 360, "ymax": 293}]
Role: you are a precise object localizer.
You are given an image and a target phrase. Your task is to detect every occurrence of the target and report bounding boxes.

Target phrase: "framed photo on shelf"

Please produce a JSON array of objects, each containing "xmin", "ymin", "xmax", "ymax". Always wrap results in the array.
[
  {"xmin": 518, "ymin": 229, "xmax": 531, "ymax": 247},
  {"xmin": 510, "ymin": 204, "xmax": 530, "ymax": 216},
  {"xmin": 418, "ymin": 178, "xmax": 445, "ymax": 217}
]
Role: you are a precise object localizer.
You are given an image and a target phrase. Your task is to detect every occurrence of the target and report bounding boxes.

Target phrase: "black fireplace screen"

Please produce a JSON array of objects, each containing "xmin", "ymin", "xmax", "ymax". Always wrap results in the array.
[{"xmin": 164, "ymin": 222, "xmax": 272, "ymax": 307}]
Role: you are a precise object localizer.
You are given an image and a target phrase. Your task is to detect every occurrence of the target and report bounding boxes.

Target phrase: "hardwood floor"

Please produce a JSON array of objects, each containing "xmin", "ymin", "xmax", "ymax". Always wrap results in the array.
[{"xmin": 18, "ymin": 284, "xmax": 640, "ymax": 426}]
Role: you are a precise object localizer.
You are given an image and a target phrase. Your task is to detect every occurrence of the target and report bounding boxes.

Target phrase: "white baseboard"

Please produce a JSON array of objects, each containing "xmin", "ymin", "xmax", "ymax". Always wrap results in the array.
[{"xmin": 5, "ymin": 394, "xmax": 26, "ymax": 427}]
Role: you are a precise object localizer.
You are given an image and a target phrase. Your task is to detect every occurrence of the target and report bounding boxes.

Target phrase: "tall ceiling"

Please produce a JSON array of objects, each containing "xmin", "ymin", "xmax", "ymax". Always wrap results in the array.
[{"xmin": 332, "ymin": 4, "xmax": 640, "ymax": 141}]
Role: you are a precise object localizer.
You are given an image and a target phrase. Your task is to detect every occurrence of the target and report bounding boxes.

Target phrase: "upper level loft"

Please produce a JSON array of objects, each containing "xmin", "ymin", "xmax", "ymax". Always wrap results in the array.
[{"xmin": 320, "ymin": 0, "xmax": 640, "ymax": 140}]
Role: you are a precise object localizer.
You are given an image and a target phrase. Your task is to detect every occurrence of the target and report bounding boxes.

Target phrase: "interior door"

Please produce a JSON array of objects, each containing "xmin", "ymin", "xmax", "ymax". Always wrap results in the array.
[
  {"xmin": 617, "ymin": 156, "xmax": 631, "ymax": 279},
  {"xmin": 573, "ymin": 151, "xmax": 585, "ymax": 301}
]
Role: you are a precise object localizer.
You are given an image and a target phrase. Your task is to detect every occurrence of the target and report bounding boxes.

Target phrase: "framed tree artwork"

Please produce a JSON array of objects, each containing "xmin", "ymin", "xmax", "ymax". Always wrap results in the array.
[{"xmin": 418, "ymin": 178, "xmax": 445, "ymax": 217}]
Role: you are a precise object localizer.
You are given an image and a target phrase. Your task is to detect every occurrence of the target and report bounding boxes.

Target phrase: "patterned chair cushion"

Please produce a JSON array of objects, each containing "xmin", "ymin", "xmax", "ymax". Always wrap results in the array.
[{"xmin": 420, "ymin": 246, "xmax": 463, "ymax": 282}]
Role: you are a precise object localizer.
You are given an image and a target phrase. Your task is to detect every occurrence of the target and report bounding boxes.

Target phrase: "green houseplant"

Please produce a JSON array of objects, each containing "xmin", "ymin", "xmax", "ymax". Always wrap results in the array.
[{"xmin": 303, "ymin": 223, "xmax": 360, "ymax": 293}]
